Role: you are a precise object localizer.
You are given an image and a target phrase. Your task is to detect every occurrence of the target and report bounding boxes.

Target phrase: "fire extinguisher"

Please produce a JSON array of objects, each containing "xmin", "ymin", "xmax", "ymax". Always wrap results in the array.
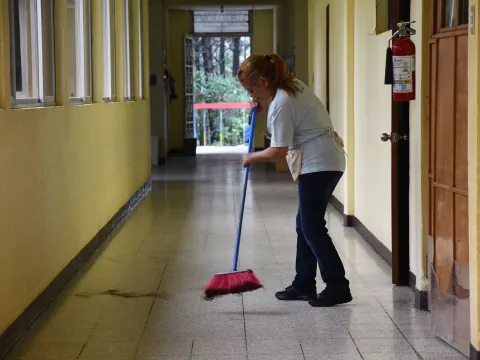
[{"xmin": 384, "ymin": 21, "xmax": 416, "ymax": 102}]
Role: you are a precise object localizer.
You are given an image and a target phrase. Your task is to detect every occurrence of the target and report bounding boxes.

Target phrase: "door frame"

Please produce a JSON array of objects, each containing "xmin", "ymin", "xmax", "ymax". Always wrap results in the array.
[
  {"xmin": 326, "ymin": 4, "xmax": 330, "ymax": 113},
  {"xmin": 390, "ymin": 0, "xmax": 411, "ymax": 286}
]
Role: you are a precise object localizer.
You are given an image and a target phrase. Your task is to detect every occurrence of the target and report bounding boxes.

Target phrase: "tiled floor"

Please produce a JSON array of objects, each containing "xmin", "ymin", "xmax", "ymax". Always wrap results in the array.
[{"xmin": 4, "ymin": 152, "xmax": 467, "ymax": 360}]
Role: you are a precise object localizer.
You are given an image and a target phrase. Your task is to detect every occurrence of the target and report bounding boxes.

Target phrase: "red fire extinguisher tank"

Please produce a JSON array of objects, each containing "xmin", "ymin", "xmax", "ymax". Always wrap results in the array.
[{"xmin": 392, "ymin": 35, "xmax": 416, "ymax": 101}]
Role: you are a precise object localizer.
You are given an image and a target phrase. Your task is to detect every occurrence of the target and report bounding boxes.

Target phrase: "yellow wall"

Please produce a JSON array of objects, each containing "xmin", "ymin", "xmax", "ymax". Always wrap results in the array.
[
  {"xmin": 308, "ymin": 0, "xmax": 354, "ymax": 214},
  {"xmin": 166, "ymin": 10, "xmax": 191, "ymax": 152},
  {"xmin": 309, "ymin": 0, "xmax": 328, "ymax": 103},
  {"xmin": 282, "ymin": 0, "xmax": 309, "ymax": 85},
  {"xmin": 252, "ymin": 9, "xmax": 274, "ymax": 149},
  {"xmin": 0, "ymin": 0, "xmax": 151, "ymax": 333},
  {"xmin": 149, "ymin": 1, "xmax": 168, "ymax": 161}
]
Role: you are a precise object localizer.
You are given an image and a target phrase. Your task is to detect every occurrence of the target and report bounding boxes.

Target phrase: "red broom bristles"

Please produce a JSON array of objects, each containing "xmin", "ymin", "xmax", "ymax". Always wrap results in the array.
[{"xmin": 204, "ymin": 269, "xmax": 262, "ymax": 300}]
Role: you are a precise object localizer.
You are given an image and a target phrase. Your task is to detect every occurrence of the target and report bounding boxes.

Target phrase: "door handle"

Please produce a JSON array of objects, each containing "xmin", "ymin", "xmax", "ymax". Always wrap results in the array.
[
  {"xmin": 381, "ymin": 133, "xmax": 391, "ymax": 142},
  {"xmin": 381, "ymin": 132, "xmax": 408, "ymax": 143}
]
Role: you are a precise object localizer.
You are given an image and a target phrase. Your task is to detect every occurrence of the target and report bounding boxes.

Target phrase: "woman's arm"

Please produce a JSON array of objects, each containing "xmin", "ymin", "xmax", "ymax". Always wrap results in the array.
[{"xmin": 243, "ymin": 147, "xmax": 288, "ymax": 167}]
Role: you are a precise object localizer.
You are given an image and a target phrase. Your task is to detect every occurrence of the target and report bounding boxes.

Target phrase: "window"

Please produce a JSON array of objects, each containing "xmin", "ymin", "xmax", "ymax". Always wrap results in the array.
[
  {"xmin": 9, "ymin": 0, "xmax": 55, "ymax": 106},
  {"xmin": 123, "ymin": 0, "xmax": 134, "ymax": 100},
  {"xmin": 137, "ymin": 0, "xmax": 144, "ymax": 99},
  {"xmin": 103, "ymin": 0, "xmax": 116, "ymax": 101},
  {"xmin": 192, "ymin": 10, "xmax": 252, "ymax": 33},
  {"xmin": 67, "ymin": 0, "xmax": 92, "ymax": 103}
]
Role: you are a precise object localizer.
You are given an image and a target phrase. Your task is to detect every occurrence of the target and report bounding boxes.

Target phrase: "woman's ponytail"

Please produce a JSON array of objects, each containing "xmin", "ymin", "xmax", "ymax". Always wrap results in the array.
[{"xmin": 267, "ymin": 53, "xmax": 300, "ymax": 95}]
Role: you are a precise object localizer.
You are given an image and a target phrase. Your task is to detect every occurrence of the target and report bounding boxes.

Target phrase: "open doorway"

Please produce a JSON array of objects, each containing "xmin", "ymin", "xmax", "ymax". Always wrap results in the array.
[{"xmin": 193, "ymin": 36, "xmax": 252, "ymax": 155}]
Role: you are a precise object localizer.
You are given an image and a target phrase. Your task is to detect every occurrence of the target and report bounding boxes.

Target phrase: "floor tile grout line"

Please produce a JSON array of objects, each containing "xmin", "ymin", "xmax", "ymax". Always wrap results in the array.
[
  {"xmin": 374, "ymin": 297, "xmax": 424, "ymax": 360},
  {"xmin": 347, "ymin": 328, "xmax": 365, "ymax": 360},
  {"xmin": 133, "ymin": 224, "xmax": 159, "ymax": 256},
  {"xmin": 189, "ymin": 339, "xmax": 194, "ymax": 360},
  {"xmin": 76, "ymin": 339, "xmax": 89, "ymax": 359},
  {"xmin": 134, "ymin": 258, "xmax": 170, "ymax": 358},
  {"xmin": 242, "ymin": 294, "xmax": 249, "ymax": 360},
  {"xmin": 298, "ymin": 340, "xmax": 307, "ymax": 360},
  {"xmin": 75, "ymin": 299, "xmax": 104, "ymax": 359},
  {"xmin": 256, "ymin": 199, "xmax": 278, "ymax": 264}
]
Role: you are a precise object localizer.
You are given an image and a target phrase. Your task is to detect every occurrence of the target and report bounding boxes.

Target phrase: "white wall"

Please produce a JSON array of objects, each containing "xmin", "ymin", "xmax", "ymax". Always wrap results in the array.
[{"xmin": 353, "ymin": 0, "xmax": 392, "ymax": 250}]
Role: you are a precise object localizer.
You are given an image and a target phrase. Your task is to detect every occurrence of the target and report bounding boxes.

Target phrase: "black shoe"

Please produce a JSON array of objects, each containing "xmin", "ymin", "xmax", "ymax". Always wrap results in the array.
[
  {"xmin": 275, "ymin": 285, "xmax": 316, "ymax": 301},
  {"xmin": 308, "ymin": 288, "xmax": 353, "ymax": 307}
]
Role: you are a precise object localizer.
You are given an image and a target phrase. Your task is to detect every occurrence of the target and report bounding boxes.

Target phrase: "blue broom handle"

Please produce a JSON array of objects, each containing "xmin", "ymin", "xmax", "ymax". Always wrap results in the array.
[{"xmin": 232, "ymin": 107, "xmax": 257, "ymax": 271}]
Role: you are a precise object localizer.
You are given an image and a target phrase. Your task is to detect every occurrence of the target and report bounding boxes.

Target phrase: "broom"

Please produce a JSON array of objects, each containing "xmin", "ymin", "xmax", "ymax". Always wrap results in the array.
[{"xmin": 204, "ymin": 106, "xmax": 263, "ymax": 300}]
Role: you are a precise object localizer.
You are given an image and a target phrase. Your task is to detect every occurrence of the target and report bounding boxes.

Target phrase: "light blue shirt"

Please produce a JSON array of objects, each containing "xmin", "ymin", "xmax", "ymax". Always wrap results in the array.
[{"xmin": 267, "ymin": 80, "xmax": 346, "ymax": 175}]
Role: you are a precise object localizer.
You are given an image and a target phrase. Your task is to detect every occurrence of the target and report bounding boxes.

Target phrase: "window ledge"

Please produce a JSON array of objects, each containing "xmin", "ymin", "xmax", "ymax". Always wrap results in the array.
[
  {"xmin": 11, "ymin": 102, "xmax": 56, "ymax": 110},
  {"xmin": 70, "ymin": 97, "xmax": 94, "ymax": 106},
  {"xmin": 103, "ymin": 97, "xmax": 118, "ymax": 103}
]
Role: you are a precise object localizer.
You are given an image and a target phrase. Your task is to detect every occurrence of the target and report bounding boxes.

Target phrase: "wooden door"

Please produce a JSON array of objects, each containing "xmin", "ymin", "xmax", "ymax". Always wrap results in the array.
[{"xmin": 428, "ymin": 0, "xmax": 469, "ymax": 354}]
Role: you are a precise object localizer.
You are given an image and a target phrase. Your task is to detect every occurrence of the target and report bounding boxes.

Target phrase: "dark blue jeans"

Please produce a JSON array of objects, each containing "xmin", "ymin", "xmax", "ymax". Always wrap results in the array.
[{"xmin": 292, "ymin": 171, "xmax": 350, "ymax": 294}]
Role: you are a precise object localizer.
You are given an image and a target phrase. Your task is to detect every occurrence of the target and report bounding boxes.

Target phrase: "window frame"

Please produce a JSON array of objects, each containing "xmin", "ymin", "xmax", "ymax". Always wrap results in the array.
[
  {"xmin": 9, "ymin": 0, "xmax": 56, "ymax": 108},
  {"xmin": 192, "ymin": 10, "xmax": 253, "ymax": 34}
]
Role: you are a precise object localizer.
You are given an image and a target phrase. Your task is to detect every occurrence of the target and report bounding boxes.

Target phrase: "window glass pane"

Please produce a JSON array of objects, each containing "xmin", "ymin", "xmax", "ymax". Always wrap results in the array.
[
  {"xmin": 110, "ymin": 0, "xmax": 116, "ymax": 98},
  {"xmin": 67, "ymin": 0, "xmax": 77, "ymax": 97},
  {"xmin": 193, "ymin": 10, "xmax": 250, "ymax": 33},
  {"xmin": 67, "ymin": 0, "xmax": 91, "ymax": 100},
  {"xmin": 442, "ymin": 0, "xmax": 456, "ymax": 28},
  {"xmin": 9, "ymin": 0, "xmax": 55, "ymax": 103},
  {"xmin": 459, "ymin": 0, "xmax": 468, "ymax": 25},
  {"xmin": 84, "ymin": 0, "xmax": 92, "ymax": 98},
  {"xmin": 138, "ymin": 0, "xmax": 144, "ymax": 99},
  {"xmin": 103, "ymin": 0, "xmax": 116, "ymax": 99},
  {"xmin": 40, "ymin": 0, "xmax": 55, "ymax": 100},
  {"xmin": 10, "ymin": 0, "xmax": 39, "ymax": 100},
  {"xmin": 124, "ymin": 0, "xmax": 134, "ymax": 99}
]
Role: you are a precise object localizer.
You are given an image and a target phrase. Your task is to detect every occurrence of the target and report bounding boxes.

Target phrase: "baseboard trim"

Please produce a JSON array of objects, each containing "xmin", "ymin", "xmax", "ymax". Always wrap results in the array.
[
  {"xmin": 330, "ymin": 195, "xmax": 344, "ymax": 214},
  {"xmin": 0, "ymin": 179, "xmax": 152, "ymax": 359},
  {"xmin": 330, "ymin": 196, "xmax": 391, "ymax": 265},
  {"xmin": 409, "ymin": 271, "xmax": 429, "ymax": 311},
  {"xmin": 471, "ymin": 344, "xmax": 480, "ymax": 360},
  {"xmin": 330, "ymin": 196, "xmax": 353, "ymax": 227},
  {"xmin": 352, "ymin": 216, "xmax": 392, "ymax": 267}
]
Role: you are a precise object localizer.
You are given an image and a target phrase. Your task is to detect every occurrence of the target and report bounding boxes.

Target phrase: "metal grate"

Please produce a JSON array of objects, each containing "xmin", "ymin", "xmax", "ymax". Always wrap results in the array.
[
  {"xmin": 184, "ymin": 36, "xmax": 195, "ymax": 139},
  {"xmin": 193, "ymin": 10, "xmax": 251, "ymax": 33}
]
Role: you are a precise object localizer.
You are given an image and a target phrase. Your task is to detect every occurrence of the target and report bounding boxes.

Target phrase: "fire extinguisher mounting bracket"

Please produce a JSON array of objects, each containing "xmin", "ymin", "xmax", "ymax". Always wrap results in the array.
[{"xmin": 388, "ymin": 21, "xmax": 416, "ymax": 47}]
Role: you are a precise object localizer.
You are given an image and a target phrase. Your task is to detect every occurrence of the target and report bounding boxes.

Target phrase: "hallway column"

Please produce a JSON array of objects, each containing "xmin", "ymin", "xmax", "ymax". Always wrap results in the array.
[
  {"xmin": 468, "ymin": 0, "xmax": 480, "ymax": 355},
  {"xmin": 343, "ymin": 0, "xmax": 355, "ymax": 225}
]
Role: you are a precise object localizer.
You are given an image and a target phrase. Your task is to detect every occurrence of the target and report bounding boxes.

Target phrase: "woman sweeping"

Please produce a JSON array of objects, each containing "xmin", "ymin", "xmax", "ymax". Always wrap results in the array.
[{"xmin": 238, "ymin": 53, "xmax": 352, "ymax": 307}]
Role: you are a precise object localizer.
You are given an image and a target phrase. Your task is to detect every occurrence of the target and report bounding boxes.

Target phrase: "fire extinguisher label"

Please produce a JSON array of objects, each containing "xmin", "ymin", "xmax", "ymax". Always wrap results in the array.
[{"xmin": 393, "ymin": 55, "xmax": 414, "ymax": 93}]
